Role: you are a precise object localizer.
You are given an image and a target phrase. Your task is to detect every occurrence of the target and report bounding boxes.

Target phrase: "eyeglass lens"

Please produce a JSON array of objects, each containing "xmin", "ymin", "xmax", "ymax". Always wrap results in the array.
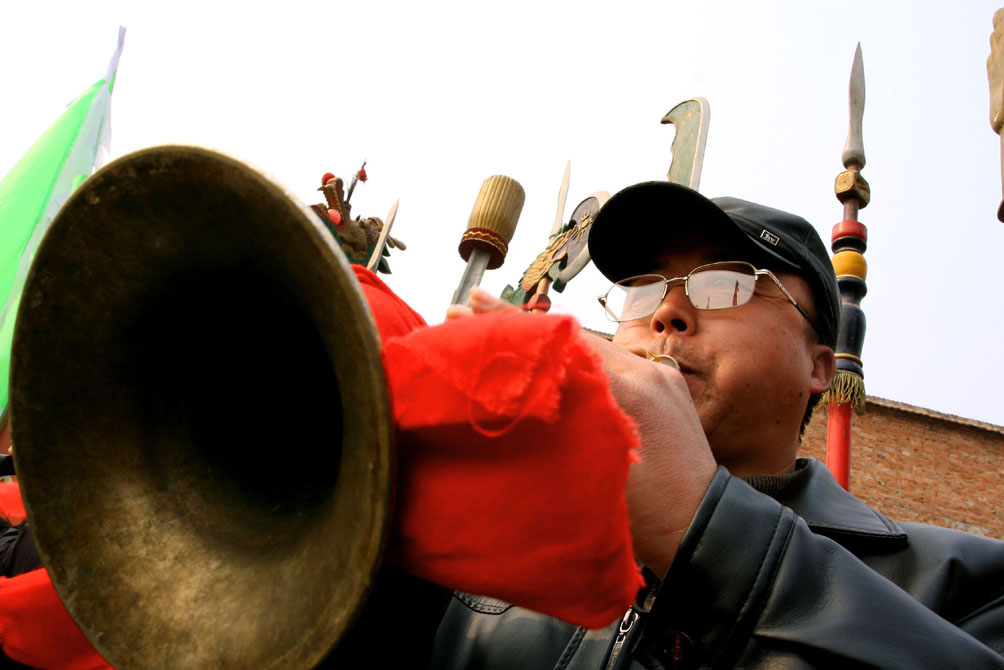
[{"xmin": 604, "ymin": 264, "xmax": 758, "ymax": 322}]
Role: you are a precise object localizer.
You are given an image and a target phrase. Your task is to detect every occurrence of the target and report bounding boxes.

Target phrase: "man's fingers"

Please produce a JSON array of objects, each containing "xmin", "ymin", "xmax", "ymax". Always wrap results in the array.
[
  {"xmin": 445, "ymin": 288, "xmax": 518, "ymax": 320},
  {"xmin": 445, "ymin": 304, "xmax": 474, "ymax": 320},
  {"xmin": 469, "ymin": 288, "xmax": 515, "ymax": 313}
]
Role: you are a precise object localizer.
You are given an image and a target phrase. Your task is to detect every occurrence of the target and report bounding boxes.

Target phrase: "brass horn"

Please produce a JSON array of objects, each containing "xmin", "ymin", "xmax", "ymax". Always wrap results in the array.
[{"xmin": 9, "ymin": 146, "xmax": 393, "ymax": 668}]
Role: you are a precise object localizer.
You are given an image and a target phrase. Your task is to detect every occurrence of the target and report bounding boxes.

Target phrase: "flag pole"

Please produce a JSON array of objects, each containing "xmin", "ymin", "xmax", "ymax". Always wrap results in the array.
[
  {"xmin": 824, "ymin": 43, "xmax": 869, "ymax": 490},
  {"xmin": 0, "ymin": 27, "xmax": 126, "ymax": 451}
]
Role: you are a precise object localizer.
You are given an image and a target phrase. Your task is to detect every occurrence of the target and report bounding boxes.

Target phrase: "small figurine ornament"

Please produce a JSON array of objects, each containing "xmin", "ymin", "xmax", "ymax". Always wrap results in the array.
[
  {"xmin": 310, "ymin": 164, "xmax": 405, "ymax": 274},
  {"xmin": 503, "ymin": 190, "xmax": 607, "ymax": 311}
]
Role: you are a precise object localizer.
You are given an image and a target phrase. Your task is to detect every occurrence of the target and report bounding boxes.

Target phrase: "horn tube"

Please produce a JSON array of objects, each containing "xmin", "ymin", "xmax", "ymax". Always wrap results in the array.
[{"xmin": 9, "ymin": 146, "xmax": 393, "ymax": 668}]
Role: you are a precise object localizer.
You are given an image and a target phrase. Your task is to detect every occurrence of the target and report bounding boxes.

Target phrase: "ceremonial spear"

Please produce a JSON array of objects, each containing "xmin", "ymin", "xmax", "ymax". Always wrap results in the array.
[{"xmin": 824, "ymin": 44, "xmax": 869, "ymax": 490}]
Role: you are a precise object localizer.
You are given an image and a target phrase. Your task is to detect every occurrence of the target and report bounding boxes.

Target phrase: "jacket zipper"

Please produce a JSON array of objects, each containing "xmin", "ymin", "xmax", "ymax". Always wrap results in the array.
[{"xmin": 604, "ymin": 608, "xmax": 639, "ymax": 670}]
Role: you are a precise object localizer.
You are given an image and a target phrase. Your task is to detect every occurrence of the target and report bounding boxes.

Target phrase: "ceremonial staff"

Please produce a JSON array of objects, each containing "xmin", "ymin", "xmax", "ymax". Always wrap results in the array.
[{"xmin": 824, "ymin": 44, "xmax": 869, "ymax": 490}]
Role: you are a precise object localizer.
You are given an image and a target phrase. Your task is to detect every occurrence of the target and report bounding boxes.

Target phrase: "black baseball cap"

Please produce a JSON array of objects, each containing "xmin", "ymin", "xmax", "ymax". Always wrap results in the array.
[{"xmin": 588, "ymin": 181, "xmax": 839, "ymax": 348}]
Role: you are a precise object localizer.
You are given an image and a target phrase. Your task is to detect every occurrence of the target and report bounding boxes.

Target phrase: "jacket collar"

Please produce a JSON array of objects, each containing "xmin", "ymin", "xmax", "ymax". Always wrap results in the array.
[{"xmin": 758, "ymin": 458, "xmax": 907, "ymax": 547}]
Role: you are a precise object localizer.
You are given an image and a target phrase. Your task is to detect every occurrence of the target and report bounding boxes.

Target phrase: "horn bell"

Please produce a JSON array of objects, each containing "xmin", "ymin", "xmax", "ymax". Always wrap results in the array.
[{"xmin": 9, "ymin": 146, "xmax": 392, "ymax": 668}]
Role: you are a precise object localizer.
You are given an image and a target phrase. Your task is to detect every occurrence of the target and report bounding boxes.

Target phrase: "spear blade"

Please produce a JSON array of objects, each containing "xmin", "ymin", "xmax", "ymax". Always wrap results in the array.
[{"xmin": 842, "ymin": 43, "xmax": 866, "ymax": 169}]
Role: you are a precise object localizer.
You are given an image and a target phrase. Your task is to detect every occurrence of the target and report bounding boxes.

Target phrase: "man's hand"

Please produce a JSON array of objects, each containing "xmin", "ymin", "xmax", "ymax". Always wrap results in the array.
[
  {"xmin": 444, "ymin": 288, "xmax": 515, "ymax": 320},
  {"xmin": 585, "ymin": 334, "xmax": 717, "ymax": 577},
  {"xmin": 447, "ymin": 289, "xmax": 717, "ymax": 576}
]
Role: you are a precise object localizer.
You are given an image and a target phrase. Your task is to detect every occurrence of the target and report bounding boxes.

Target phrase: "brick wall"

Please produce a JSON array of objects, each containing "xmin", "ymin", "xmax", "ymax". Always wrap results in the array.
[{"xmin": 800, "ymin": 396, "xmax": 1004, "ymax": 540}]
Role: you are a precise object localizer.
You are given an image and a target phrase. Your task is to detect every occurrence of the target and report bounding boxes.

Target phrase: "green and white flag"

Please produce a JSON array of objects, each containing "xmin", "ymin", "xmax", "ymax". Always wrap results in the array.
[{"xmin": 0, "ymin": 26, "xmax": 125, "ymax": 424}]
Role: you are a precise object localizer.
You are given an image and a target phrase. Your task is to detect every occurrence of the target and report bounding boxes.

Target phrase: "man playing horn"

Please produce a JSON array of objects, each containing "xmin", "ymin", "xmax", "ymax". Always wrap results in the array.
[{"xmin": 403, "ymin": 182, "xmax": 1004, "ymax": 668}]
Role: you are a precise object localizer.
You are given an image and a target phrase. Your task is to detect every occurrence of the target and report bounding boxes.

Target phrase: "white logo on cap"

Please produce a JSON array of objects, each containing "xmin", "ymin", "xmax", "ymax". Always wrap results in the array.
[{"xmin": 760, "ymin": 229, "xmax": 780, "ymax": 246}]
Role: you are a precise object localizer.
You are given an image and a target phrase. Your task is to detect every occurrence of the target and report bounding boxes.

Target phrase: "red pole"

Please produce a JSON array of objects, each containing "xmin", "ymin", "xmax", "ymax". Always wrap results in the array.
[{"xmin": 826, "ymin": 401, "xmax": 851, "ymax": 489}]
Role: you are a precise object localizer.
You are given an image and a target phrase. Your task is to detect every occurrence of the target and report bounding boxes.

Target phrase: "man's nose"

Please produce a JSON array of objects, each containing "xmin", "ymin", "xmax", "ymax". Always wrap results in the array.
[{"xmin": 649, "ymin": 282, "xmax": 696, "ymax": 335}]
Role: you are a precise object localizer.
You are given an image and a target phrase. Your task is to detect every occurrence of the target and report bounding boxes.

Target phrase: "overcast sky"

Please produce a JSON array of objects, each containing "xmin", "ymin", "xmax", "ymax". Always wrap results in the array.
[{"xmin": 3, "ymin": 1, "xmax": 1004, "ymax": 427}]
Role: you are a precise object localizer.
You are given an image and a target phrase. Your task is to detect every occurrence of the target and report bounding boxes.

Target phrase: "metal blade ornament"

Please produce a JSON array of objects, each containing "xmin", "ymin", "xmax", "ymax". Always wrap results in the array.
[
  {"xmin": 503, "ymin": 99, "xmax": 711, "ymax": 312},
  {"xmin": 366, "ymin": 199, "xmax": 400, "ymax": 272},
  {"xmin": 662, "ymin": 97, "xmax": 711, "ymax": 190},
  {"xmin": 824, "ymin": 43, "xmax": 870, "ymax": 491},
  {"xmin": 987, "ymin": 8, "xmax": 1004, "ymax": 221},
  {"xmin": 551, "ymin": 160, "xmax": 571, "ymax": 237}
]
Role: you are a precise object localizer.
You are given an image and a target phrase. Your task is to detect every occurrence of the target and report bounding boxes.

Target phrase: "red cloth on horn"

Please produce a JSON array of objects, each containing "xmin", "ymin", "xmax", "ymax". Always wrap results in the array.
[
  {"xmin": 351, "ymin": 267, "xmax": 643, "ymax": 629},
  {"xmin": 0, "ymin": 568, "xmax": 111, "ymax": 670},
  {"xmin": 0, "ymin": 482, "xmax": 111, "ymax": 670},
  {"xmin": 352, "ymin": 266, "xmax": 428, "ymax": 339}
]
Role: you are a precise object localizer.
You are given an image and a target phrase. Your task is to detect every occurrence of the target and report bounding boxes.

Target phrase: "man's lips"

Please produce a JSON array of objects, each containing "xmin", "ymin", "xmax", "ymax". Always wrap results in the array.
[
  {"xmin": 618, "ymin": 341, "xmax": 698, "ymax": 376},
  {"xmin": 660, "ymin": 351, "xmax": 695, "ymax": 376}
]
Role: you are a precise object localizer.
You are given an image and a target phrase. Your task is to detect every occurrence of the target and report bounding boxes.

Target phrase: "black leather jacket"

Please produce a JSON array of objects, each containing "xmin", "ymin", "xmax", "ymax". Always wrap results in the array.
[{"xmin": 432, "ymin": 458, "xmax": 1004, "ymax": 669}]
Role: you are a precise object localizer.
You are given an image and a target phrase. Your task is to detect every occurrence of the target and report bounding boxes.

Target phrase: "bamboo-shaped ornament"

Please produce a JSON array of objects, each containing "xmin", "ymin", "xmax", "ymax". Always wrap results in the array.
[{"xmin": 452, "ymin": 175, "xmax": 525, "ymax": 306}]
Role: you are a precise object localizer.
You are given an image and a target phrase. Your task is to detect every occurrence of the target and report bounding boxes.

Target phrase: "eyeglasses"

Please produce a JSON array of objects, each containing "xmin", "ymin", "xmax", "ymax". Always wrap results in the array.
[{"xmin": 597, "ymin": 261, "xmax": 820, "ymax": 335}]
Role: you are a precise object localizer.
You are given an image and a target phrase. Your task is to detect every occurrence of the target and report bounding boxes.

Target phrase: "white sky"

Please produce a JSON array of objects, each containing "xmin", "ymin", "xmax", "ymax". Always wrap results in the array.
[{"xmin": 3, "ymin": 1, "xmax": 1004, "ymax": 427}]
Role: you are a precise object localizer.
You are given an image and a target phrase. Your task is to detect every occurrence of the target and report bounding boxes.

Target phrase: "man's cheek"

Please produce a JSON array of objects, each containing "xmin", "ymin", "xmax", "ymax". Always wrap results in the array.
[
  {"xmin": 683, "ymin": 378, "xmax": 714, "ymax": 427},
  {"xmin": 611, "ymin": 324, "xmax": 641, "ymax": 345}
]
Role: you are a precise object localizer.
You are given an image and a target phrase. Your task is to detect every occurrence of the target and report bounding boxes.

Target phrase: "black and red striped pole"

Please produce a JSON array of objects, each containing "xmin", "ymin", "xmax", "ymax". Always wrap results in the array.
[{"xmin": 825, "ymin": 44, "xmax": 869, "ymax": 490}]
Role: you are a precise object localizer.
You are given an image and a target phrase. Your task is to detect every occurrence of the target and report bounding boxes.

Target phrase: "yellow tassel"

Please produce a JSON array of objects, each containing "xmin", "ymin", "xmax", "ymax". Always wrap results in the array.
[{"xmin": 820, "ymin": 370, "xmax": 866, "ymax": 415}]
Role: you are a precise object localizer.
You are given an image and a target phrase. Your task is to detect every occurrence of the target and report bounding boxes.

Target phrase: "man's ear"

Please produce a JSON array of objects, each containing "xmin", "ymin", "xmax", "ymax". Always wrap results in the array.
[{"xmin": 808, "ymin": 345, "xmax": 837, "ymax": 394}]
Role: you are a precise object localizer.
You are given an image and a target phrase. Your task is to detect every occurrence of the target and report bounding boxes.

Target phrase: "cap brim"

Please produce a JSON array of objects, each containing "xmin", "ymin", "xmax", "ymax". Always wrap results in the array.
[{"xmin": 588, "ymin": 181, "xmax": 797, "ymax": 281}]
